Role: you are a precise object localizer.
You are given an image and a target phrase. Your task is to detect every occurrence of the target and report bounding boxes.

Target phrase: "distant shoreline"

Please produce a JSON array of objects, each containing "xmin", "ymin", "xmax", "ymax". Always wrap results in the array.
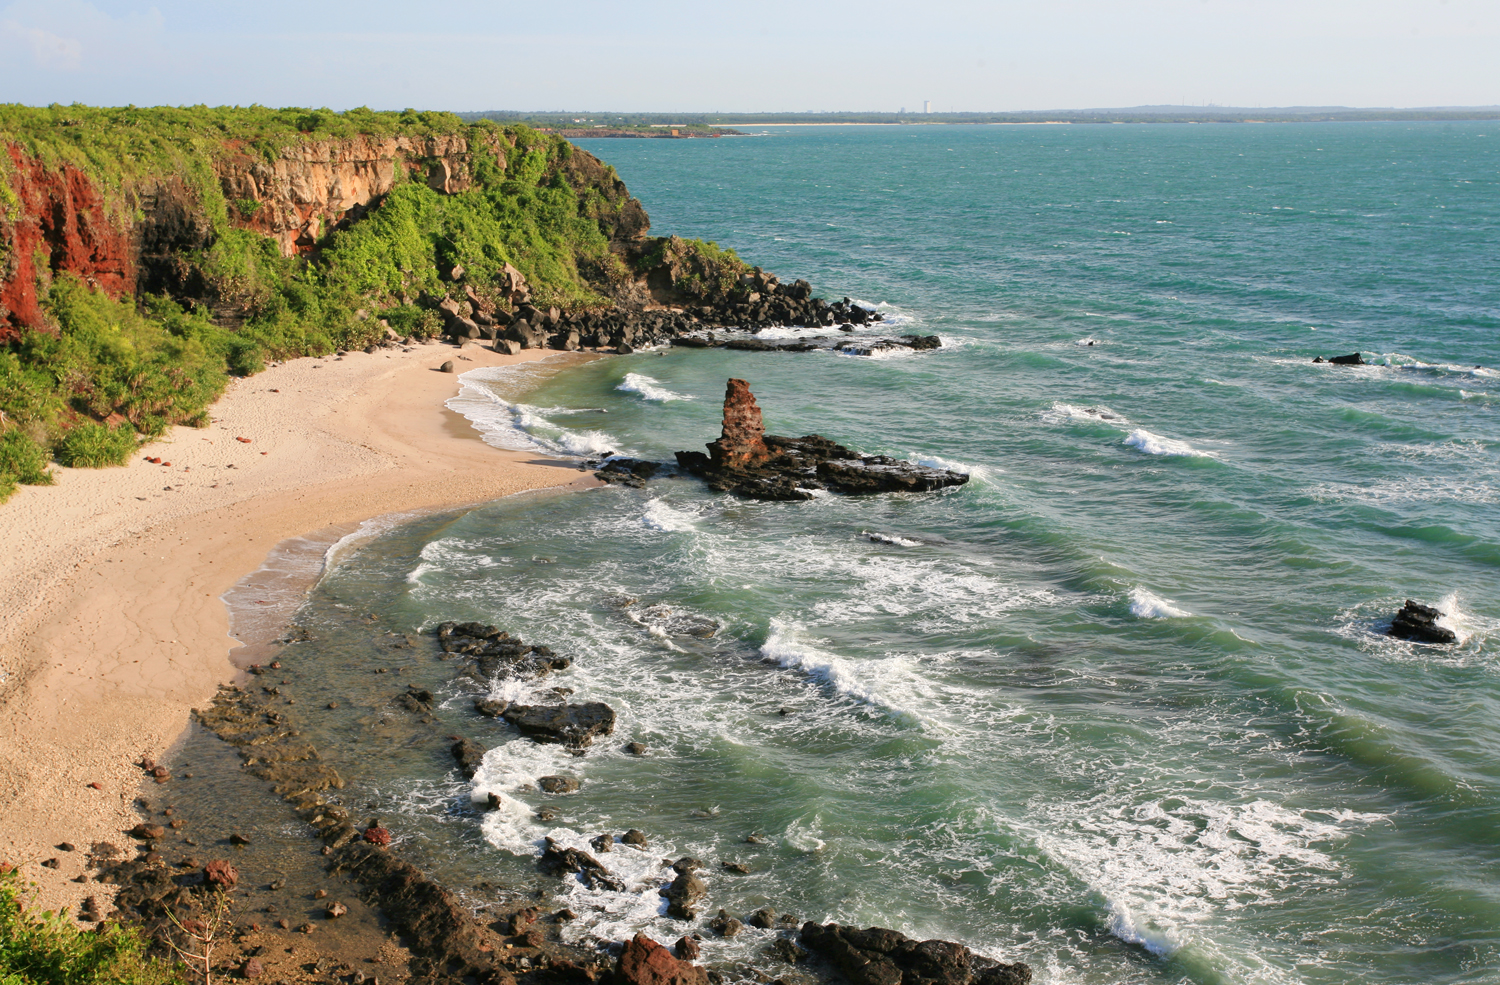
[{"xmin": 466, "ymin": 108, "xmax": 1500, "ymax": 132}]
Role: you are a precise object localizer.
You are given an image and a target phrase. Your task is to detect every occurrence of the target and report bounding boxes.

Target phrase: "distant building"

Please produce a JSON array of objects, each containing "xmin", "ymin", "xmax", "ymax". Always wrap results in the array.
[{"xmin": 924, "ymin": 100, "xmax": 931, "ymax": 114}]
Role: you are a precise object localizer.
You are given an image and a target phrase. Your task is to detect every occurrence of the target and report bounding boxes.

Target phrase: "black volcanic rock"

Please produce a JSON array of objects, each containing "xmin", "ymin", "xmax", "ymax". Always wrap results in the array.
[
  {"xmin": 1389, "ymin": 599, "xmax": 1458, "ymax": 644},
  {"xmin": 501, "ymin": 702, "xmax": 616, "ymax": 747},
  {"xmin": 800, "ymin": 921, "xmax": 1031, "ymax": 985},
  {"xmin": 539, "ymin": 838, "xmax": 624, "ymax": 892}
]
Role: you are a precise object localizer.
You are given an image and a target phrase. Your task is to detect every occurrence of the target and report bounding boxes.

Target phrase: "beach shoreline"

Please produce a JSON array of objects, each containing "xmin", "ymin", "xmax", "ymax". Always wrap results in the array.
[{"xmin": 0, "ymin": 339, "xmax": 601, "ymax": 916}]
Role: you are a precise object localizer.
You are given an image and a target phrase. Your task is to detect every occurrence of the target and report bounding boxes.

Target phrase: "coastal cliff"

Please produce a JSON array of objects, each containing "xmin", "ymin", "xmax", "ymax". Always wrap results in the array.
[{"xmin": 0, "ymin": 105, "xmax": 773, "ymax": 499}]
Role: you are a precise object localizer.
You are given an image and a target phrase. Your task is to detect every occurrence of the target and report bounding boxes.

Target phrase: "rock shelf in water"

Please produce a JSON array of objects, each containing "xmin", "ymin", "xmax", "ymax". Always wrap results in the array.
[{"xmin": 673, "ymin": 379, "xmax": 970, "ymax": 501}]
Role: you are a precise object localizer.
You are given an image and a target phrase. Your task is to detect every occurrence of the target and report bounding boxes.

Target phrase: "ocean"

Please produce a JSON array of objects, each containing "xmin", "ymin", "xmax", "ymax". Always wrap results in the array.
[{"xmin": 260, "ymin": 122, "xmax": 1500, "ymax": 984}]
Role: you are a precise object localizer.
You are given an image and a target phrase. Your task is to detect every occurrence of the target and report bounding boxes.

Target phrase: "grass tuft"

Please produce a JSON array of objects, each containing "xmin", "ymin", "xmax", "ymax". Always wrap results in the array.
[{"xmin": 0, "ymin": 867, "xmax": 183, "ymax": 984}]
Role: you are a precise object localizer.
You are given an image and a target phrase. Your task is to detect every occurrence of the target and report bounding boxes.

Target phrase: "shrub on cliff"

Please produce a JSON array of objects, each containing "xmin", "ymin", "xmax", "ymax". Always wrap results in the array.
[{"xmin": 0, "ymin": 868, "xmax": 182, "ymax": 984}]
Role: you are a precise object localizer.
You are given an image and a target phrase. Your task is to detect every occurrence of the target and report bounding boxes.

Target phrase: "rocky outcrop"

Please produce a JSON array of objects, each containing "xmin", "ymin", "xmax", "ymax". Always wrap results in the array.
[
  {"xmin": 434, "ymin": 620, "xmax": 572, "ymax": 680},
  {"xmin": 1389, "ymin": 599, "xmax": 1458, "ymax": 644},
  {"xmin": 675, "ymin": 380, "xmax": 970, "ymax": 501},
  {"xmin": 1313, "ymin": 352, "xmax": 1366, "ymax": 365},
  {"xmin": 501, "ymin": 701, "xmax": 617, "ymax": 747},
  {"xmin": 799, "ymin": 922, "xmax": 1031, "ymax": 985}
]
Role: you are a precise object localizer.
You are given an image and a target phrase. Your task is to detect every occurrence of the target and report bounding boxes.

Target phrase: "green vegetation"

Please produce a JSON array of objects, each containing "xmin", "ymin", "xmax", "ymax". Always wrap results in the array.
[{"xmin": 0, "ymin": 868, "xmax": 183, "ymax": 984}]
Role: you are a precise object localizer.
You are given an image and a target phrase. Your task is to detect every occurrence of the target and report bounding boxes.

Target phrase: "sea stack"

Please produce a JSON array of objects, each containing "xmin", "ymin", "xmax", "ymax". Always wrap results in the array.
[{"xmin": 707, "ymin": 378, "xmax": 772, "ymax": 468}]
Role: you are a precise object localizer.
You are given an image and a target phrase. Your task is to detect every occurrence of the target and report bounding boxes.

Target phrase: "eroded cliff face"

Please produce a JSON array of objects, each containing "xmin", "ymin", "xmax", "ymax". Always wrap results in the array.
[
  {"xmin": 216, "ymin": 133, "xmax": 506, "ymax": 255},
  {"xmin": 0, "ymin": 145, "xmax": 134, "ymax": 341},
  {"xmin": 0, "ymin": 130, "xmax": 650, "ymax": 340}
]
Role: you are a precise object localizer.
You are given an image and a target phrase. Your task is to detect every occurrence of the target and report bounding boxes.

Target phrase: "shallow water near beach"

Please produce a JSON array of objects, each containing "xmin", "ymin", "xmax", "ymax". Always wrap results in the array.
[{"xmin": 239, "ymin": 123, "xmax": 1499, "ymax": 984}]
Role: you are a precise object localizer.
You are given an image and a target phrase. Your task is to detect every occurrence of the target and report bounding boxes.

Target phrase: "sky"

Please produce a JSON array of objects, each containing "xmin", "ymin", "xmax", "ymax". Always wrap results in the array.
[{"xmin": 0, "ymin": 0, "xmax": 1496, "ymax": 113}]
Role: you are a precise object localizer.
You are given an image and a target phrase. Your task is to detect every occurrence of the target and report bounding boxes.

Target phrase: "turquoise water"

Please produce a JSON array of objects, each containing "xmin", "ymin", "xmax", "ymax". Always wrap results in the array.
[{"xmin": 296, "ymin": 123, "xmax": 1500, "ymax": 984}]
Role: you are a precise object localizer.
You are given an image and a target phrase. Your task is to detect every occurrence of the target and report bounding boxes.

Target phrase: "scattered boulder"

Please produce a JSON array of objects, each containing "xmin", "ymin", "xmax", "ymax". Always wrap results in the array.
[
  {"xmin": 617, "ymin": 933, "xmax": 709, "ymax": 985},
  {"xmin": 538, "ymin": 775, "xmax": 581, "ymax": 794},
  {"xmin": 622, "ymin": 829, "xmax": 649, "ymax": 848},
  {"xmin": 1389, "ymin": 599, "xmax": 1458, "ymax": 644},
  {"xmin": 396, "ymin": 688, "xmax": 435, "ymax": 713},
  {"xmin": 362, "ymin": 825, "xmax": 391, "ymax": 847},
  {"xmin": 675, "ymin": 936, "xmax": 701, "ymax": 961},
  {"xmin": 129, "ymin": 823, "xmax": 165, "ymax": 841},
  {"xmin": 662, "ymin": 869, "xmax": 708, "ymax": 920},
  {"xmin": 440, "ymin": 360, "xmax": 455, "ymax": 373},
  {"xmin": 590, "ymin": 834, "xmax": 614, "ymax": 853},
  {"xmin": 749, "ymin": 907, "xmax": 778, "ymax": 929},
  {"xmin": 709, "ymin": 909, "xmax": 744, "ymax": 937},
  {"xmin": 768, "ymin": 938, "xmax": 807, "ymax": 964},
  {"xmin": 325, "ymin": 901, "xmax": 348, "ymax": 919},
  {"xmin": 626, "ymin": 741, "xmax": 648, "ymax": 756},
  {"xmin": 1327, "ymin": 352, "xmax": 1366, "ymax": 365},
  {"xmin": 241, "ymin": 957, "xmax": 265, "ymax": 979},
  {"xmin": 799, "ymin": 922, "xmax": 1032, "ymax": 985},
  {"xmin": 203, "ymin": 859, "xmax": 238, "ymax": 889}
]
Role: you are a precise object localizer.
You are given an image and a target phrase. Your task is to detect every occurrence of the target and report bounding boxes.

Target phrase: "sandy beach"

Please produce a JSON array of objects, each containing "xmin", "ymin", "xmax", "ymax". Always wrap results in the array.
[{"xmin": 0, "ymin": 340, "xmax": 599, "ymax": 916}]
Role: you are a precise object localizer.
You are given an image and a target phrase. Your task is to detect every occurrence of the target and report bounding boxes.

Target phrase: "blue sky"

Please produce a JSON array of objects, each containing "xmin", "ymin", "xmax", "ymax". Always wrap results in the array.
[{"xmin": 1, "ymin": 0, "xmax": 1495, "ymax": 112}]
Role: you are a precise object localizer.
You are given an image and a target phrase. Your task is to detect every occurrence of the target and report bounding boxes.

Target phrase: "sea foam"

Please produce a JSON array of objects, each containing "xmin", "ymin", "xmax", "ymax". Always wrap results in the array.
[
  {"xmin": 1123, "ymin": 428, "xmax": 1213, "ymax": 458},
  {"xmin": 1129, "ymin": 587, "xmax": 1192, "ymax": 619},
  {"xmin": 447, "ymin": 367, "xmax": 626, "ymax": 458},
  {"xmin": 616, "ymin": 373, "xmax": 691, "ymax": 402}
]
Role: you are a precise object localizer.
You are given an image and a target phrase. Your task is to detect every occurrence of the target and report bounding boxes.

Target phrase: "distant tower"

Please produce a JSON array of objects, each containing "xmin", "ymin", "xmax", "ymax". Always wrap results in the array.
[{"xmin": 923, "ymin": 100, "xmax": 931, "ymax": 114}]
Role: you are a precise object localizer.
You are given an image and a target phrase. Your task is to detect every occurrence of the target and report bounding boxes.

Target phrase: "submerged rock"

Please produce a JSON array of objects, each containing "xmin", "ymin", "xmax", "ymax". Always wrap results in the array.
[
  {"xmin": 1389, "ymin": 599, "xmax": 1458, "ymax": 644},
  {"xmin": 676, "ymin": 380, "xmax": 969, "ymax": 501},
  {"xmin": 800, "ymin": 921, "xmax": 1032, "ymax": 985}
]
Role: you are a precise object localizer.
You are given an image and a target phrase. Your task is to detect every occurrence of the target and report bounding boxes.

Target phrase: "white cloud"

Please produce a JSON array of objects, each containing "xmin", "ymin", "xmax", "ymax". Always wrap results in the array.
[{"xmin": 0, "ymin": 1, "xmax": 165, "ymax": 93}]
